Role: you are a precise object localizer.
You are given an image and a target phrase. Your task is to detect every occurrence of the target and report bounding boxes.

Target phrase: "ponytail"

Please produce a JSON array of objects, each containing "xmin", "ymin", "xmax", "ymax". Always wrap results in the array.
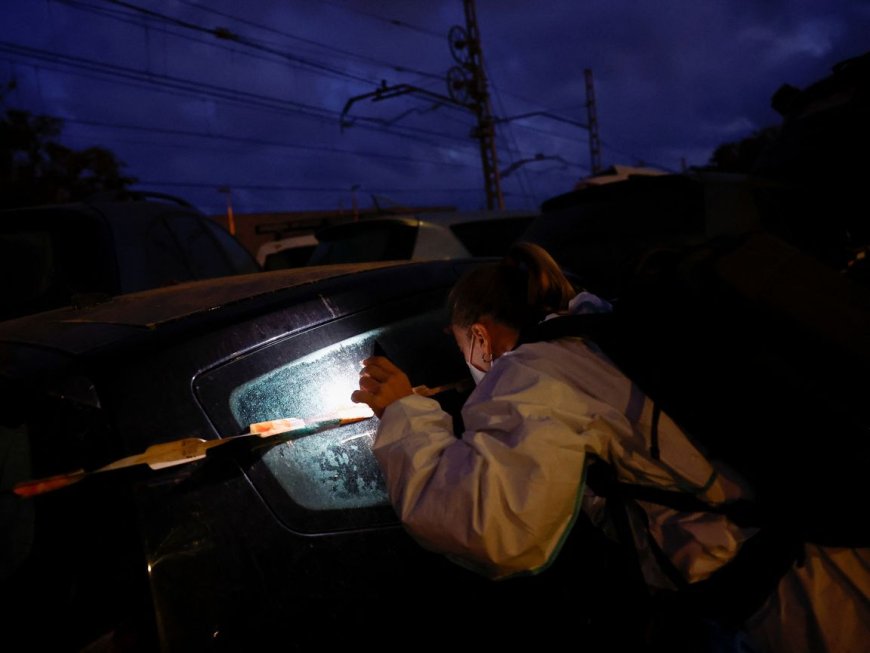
[{"xmin": 449, "ymin": 242, "xmax": 576, "ymax": 330}]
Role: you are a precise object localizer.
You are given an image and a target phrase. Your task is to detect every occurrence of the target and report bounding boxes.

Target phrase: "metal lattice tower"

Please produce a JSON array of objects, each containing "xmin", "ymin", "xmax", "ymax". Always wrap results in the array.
[{"xmin": 448, "ymin": 0, "xmax": 504, "ymax": 209}]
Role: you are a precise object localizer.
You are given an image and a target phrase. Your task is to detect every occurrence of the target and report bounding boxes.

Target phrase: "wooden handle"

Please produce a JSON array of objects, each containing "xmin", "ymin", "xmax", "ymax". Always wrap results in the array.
[{"xmin": 13, "ymin": 470, "xmax": 87, "ymax": 498}]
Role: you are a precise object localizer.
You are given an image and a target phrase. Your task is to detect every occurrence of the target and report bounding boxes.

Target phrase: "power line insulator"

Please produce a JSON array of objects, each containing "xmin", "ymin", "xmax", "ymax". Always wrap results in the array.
[
  {"xmin": 448, "ymin": 25, "xmax": 470, "ymax": 64},
  {"xmin": 212, "ymin": 27, "xmax": 238, "ymax": 41},
  {"xmin": 447, "ymin": 66, "xmax": 472, "ymax": 106}
]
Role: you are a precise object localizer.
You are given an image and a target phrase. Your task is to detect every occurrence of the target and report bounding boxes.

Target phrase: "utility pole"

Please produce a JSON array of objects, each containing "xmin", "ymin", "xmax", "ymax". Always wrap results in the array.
[
  {"xmin": 584, "ymin": 69, "xmax": 602, "ymax": 174},
  {"xmin": 341, "ymin": 1, "xmax": 506, "ymax": 209},
  {"xmin": 448, "ymin": 0, "xmax": 504, "ymax": 209}
]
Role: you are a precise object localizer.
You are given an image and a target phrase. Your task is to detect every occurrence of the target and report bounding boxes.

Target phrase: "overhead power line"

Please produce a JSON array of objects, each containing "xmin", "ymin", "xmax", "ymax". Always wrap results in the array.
[
  {"xmin": 62, "ymin": 117, "xmax": 481, "ymax": 168},
  {"xmin": 175, "ymin": 0, "xmax": 445, "ymax": 83},
  {"xmin": 70, "ymin": 0, "xmax": 585, "ymax": 132},
  {"xmin": 61, "ymin": 112, "xmax": 577, "ymax": 172},
  {"xmin": 11, "ymin": 1, "xmax": 598, "ymax": 209},
  {"xmin": 138, "ymin": 180, "xmax": 500, "ymax": 194},
  {"xmin": 56, "ymin": 0, "xmax": 382, "ymax": 87},
  {"xmin": 52, "ymin": 0, "xmax": 597, "ymax": 169},
  {"xmin": 91, "ymin": 0, "xmax": 379, "ymax": 86},
  {"xmin": 87, "ymin": 0, "xmax": 600, "ymax": 167},
  {"xmin": 0, "ymin": 41, "xmax": 332, "ymax": 117},
  {"xmin": 0, "ymin": 41, "xmax": 479, "ymax": 150},
  {"xmin": 309, "ymin": 0, "xmax": 445, "ymax": 39}
]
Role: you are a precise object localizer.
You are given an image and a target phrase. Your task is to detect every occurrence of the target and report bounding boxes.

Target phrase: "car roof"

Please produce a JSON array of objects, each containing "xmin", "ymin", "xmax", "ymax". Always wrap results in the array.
[
  {"xmin": 0, "ymin": 261, "xmax": 401, "ymax": 328},
  {"xmin": 0, "ymin": 259, "xmax": 484, "ymax": 374}
]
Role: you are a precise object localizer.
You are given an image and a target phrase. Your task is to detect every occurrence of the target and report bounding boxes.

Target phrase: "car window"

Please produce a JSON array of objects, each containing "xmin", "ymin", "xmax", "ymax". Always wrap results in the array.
[
  {"xmin": 308, "ymin": 221, "xmax": 418, "ymax": 264},
  {"xmin": 200, "ymin": 218, "xmax": 261, "ymax": 273},
  {"xmin": 262, "ymin": 244, "xmax": 317, "ymax": 270},
  {"xmin": 163, "ymin": 213, "xmax": 236, "ymax": 279},
  {"xmin": 118, "ymin": 213, "xmax": 196, "ymax": 291},
  {"xmin": 112, "ymin": 211, "xmax": 255, "ymax": 291},
  {"xmin": 228, "ymin": 326, "xmax": 392, "ymax": 513},
  {"xmin": 449, "ymin": 216, "xmax": 536, "ymax": 257},
  {"xmin": 194, "ymin": 291, "xmax": 469, "ymax": 533}
]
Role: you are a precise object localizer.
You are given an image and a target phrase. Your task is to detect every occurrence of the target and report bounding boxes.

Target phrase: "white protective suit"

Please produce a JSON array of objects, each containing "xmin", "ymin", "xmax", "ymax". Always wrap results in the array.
[{"xmin": 372, "ymin": 305, "xmax": 870, "ymax": 653}]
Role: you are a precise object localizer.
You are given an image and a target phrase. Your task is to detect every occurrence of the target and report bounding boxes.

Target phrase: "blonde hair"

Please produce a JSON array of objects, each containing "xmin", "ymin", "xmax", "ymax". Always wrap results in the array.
[{"xmin": 448, "ymin": 242, "xmax": 576, "ymax": 330}]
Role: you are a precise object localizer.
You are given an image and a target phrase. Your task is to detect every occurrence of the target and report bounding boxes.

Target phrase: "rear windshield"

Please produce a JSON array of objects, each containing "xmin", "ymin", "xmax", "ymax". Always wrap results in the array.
[
  {"xmin": 449, "ymin": 216, "xmax": 536, "ymax": 257},
  {"xmin": 308, "ymin": 221, "xmax": 417, "ymax": 264}
]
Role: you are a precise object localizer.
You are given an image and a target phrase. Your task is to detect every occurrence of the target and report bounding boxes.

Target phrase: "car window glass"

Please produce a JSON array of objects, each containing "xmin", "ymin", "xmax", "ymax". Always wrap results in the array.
[
  {"xmin": 308, "ymin": 222, "xmax": 417, "ymax": 264},
  {"xmin": 200, "ymin": 219, "xmax": 260, "ymax": 273},
  {"xmin": 164, "ymin": 214, "xmax": 232, "ymax": 279},
  {"xmin": 195, "ymin": 297, "xmax": 469, "ymax": 532},
  {"xmin": 134, "ymin": 215, "xmax": 195, "ymax": 290},
  {"xmin": 231, "ymin": 328, "xmax": 384, "ymax": 428},
  {"xmin": 262, "ymin": 245, "xmax": 316, "ymax": 270},
  {"xmin": 449, "ymin": 216, "xmax": 535, "ymax": 257},
  {"xmin": 229, "ymin": 314, "xmax": 439, "ymax": 512}
]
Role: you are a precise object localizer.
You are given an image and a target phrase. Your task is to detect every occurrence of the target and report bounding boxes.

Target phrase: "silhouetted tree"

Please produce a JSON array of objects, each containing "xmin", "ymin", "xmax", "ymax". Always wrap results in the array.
[
  {"xmin": 0, "ymin": 84, "xmax": 136, "ymax": 209},
  {"xmin": 706, "ymin": 125, "xmax": 780, "ymax": 173}
]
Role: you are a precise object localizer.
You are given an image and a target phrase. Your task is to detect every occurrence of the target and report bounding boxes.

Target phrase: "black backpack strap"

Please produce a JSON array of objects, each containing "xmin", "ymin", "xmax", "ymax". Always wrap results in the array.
[
  {"xmin": 519, "ymin": 313, "xmax": 669, "ymax": 458},
  {"xmin": 516, "ymin": 313, "xmax": 617, "ymax": 348},
  {"xmin": 586, "ymin": 459, "xmax": 800, "ymax": 627},
  {"xmin": 585, "ymin": 459, "xmax": 765, "ymax": 529},
  {"xmin": 523, "ymin": 313, "xmax": 804, "ymax": 626},
  {"xmin": 522, "ymin": 314, "xmax": 767, "ymax": 528}
]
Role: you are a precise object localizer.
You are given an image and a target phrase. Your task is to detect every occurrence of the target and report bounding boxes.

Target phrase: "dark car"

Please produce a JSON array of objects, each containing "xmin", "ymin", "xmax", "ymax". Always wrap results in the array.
[
  {"xmin": 0, "ymin": 193, "xmax": 260, "ymax": 321},
  {"xmin": 0, "ymin": 261, "xmax": 646, "ymax": 652},
  {"xmin": 519, "ymin": 169, "xmax": 767, "ymax": 300}
]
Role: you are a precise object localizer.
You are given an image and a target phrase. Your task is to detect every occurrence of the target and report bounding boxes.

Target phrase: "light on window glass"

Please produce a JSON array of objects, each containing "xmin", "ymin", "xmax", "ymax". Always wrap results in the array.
[
  {"xmin": 229, "ymin": 328, "xmax": 388, "ymax": 512},
  {"xmin": 230, "ymin": 328, "xmax": 384, "ymax": 426}
]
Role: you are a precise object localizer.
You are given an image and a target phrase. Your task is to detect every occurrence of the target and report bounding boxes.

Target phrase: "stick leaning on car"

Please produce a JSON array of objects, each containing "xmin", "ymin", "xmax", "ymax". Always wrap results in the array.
[
  {"xmin": 11, "ymin": 408, "xmax": 372, "ymax": 498},
  {"xmin": 11, "ymin": 380, "xmax": 469, "ymax": 498}
]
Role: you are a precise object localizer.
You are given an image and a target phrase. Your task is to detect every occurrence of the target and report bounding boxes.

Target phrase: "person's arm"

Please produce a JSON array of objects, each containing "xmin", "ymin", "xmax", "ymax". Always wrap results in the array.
[{"xmin": 371, "ymin": 359, "xmax": 593, "ymax": 580}]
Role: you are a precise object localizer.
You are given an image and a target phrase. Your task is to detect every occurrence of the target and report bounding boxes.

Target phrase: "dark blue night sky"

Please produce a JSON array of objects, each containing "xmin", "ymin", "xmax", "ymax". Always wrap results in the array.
[{"xmin": 2, "ymin": 0, "xmax": 868, "ymax": 215}]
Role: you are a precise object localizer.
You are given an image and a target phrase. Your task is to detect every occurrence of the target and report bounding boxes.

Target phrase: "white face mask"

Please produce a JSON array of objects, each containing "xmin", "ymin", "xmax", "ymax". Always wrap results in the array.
[
  {"xmin": 465, "ymin": 332, "xmax": 488, "ymax": 385},
  {"xmin": 466, "ymin": 361, "xmax": 487, "ymax": 385}
]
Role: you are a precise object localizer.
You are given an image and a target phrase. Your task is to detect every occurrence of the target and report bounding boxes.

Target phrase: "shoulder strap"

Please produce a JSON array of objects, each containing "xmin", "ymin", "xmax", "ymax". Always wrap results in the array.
[
  {"xmin": 586, "ymin": 459, "xmax": 799, "ymax": 629},
  {"xmin": 585, "ymin": 459, "xmax": 764, "ymax": 529},
  {"xmin": 516, "ymin": 313, "xmax": 617, "ymax": 349},
  {"xmin": 521, "ymin": 316, "xmax": 766, "ymax": 529}
]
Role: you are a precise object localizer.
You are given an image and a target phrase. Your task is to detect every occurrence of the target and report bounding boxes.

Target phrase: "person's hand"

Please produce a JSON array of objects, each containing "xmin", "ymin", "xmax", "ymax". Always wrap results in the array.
[{"xmin": 351, "ymin": 356, "xmax": 414, "ymax": 419}]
